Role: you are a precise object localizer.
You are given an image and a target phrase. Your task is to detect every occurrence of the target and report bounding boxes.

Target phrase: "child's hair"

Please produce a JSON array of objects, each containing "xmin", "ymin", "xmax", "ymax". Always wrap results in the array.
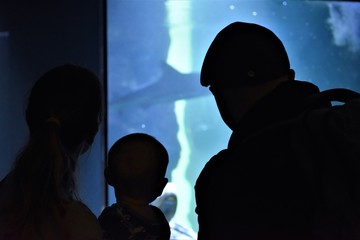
[
  {"xmin": 106, "ymin": 133, "xmax": 169, "ymax": 202},
  {"xmin": 0, "ymin": 64, "xmax": 102, "ymax": 238}
]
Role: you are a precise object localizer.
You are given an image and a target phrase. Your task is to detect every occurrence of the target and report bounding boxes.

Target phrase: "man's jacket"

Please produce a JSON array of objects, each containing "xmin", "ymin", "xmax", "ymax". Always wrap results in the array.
[{"xmin": 195, "ymin": 80, "xmax": 360, "ymax": 240}]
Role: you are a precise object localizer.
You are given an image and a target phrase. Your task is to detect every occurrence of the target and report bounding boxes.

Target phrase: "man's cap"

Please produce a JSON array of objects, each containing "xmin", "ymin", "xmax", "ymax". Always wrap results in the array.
[{"xmin": 200, "ymin": 22, "xmax": 291, "ymax": 87}]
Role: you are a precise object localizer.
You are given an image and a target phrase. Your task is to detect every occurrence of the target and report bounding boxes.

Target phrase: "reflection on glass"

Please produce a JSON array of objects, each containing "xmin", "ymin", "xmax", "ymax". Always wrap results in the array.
[{"xmin": 107, "ymin": 0, "xmax": 360, "ymax": 236}]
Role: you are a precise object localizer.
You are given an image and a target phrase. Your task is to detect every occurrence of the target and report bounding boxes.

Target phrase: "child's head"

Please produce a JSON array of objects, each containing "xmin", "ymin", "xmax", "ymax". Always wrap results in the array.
[{"xmin": 105, "ymin": 133, "xmax": 169, "ymax": 203}]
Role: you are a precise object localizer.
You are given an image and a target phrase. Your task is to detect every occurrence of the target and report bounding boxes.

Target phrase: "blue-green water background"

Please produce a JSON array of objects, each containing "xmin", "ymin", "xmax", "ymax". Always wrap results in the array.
[{"xmin": 107, "ymin": 0, "xmax": 360, "ymax": 233}]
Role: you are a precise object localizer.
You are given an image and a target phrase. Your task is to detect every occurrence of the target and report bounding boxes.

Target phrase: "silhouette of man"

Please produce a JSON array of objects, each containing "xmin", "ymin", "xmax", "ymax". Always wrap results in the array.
[{"xmin": 195, "ymin": 21, "xmax": 360, "ymax": 239}]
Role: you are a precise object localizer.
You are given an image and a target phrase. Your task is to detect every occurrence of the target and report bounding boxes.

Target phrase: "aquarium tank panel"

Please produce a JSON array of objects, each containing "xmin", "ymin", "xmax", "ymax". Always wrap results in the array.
[{"xmin": 107, "ymin": 0, "xmax": 360, "ymax": 235}]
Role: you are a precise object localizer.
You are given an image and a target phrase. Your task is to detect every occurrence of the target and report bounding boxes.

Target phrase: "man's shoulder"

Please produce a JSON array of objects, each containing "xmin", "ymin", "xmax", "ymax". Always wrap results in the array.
[
  {"xmin": 196, "ymin": 149, "xmax": 229, "ymax": 177},
  {"xmin": 206, "ymin": 149, "xmax": 229, "ymax": 166},
  {"xmin": 195, "ymin": 149, "xmax": 229, "ymax": 189}
]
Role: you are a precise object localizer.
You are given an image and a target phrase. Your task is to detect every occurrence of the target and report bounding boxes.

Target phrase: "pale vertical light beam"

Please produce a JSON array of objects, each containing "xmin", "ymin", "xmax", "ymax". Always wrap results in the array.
[{"xmin": 166, "ymin": 0, "xmax": 193, "ymax": 229}]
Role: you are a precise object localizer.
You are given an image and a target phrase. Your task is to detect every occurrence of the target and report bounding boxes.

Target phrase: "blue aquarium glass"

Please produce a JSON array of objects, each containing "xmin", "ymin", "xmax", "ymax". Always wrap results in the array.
[{"xmin": 107, "ymin": 0, "xmax": 360, "ymax": 235}]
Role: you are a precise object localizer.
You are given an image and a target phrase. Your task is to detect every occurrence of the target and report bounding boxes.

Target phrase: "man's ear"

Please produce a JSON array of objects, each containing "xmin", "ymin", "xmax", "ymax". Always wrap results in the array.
[{"xmin": 104, "ymin": 167, "xmax": 114, "ymax": 186}]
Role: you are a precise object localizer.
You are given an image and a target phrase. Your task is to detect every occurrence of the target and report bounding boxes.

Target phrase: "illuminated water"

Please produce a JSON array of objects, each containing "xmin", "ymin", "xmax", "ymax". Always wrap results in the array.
[{"xmin": 107, "ymin": 0, "xmax": 360, "ymax": 234}]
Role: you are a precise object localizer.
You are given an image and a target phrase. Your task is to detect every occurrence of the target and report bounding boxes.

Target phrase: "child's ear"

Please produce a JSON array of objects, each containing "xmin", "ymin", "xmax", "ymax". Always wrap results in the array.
[
  {"xmin": 155, "ymin": 178, "xmax": 168, "ymax": 197},
  {"xmin": 288, "ymin": 69, "xmax": 295, "ymax": 80},
  {"xmin": 104, "ymin": 167, "xmax": 114, "ymax": 186}
]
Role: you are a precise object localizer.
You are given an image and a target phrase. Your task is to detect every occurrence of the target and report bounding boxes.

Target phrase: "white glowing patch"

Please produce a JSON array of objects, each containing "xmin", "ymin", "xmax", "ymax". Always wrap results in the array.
[
  {"xmin": 166, "ymin": 0, "xmax": 193, "ymax": 230},
  {"xmin": 327, "ymin": 3, "xmax": 360, "ymax": 53}
]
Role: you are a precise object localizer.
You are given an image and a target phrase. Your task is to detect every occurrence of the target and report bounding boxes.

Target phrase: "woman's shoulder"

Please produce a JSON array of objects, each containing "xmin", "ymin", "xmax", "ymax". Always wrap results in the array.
[{"xmin": 64, "ymin": 201, "xmax": 103, "ymax": 240}]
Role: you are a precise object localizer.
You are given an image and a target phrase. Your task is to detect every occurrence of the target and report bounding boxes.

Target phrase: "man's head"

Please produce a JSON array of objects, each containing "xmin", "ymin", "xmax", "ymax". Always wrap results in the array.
[
  {"xmin": 105, "ymin": 133, "xmax": 169, "ymax": 203},
  {"xmin": 201, "ymin": 22, "xmax": 295, "ymax": 129},
  {"xmin": 201, "ymin": 21, "xmax": 291, "ymax": 87}
]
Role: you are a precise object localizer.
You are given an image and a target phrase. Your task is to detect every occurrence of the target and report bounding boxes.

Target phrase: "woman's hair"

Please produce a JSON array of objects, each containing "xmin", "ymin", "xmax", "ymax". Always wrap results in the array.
[{"xmin": 0, "ymin": 64, "xmax": 102, "ymax": 238}]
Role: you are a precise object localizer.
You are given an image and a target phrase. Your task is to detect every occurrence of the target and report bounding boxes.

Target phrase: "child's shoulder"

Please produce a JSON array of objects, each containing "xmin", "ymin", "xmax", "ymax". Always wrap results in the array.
[
  {"xmin": 150, "ymin": 205, "xmax": 167, "ymax": 221},
  {"xmin": 98, "ymin": 203, "xmax": 123, "ymax": 220}
]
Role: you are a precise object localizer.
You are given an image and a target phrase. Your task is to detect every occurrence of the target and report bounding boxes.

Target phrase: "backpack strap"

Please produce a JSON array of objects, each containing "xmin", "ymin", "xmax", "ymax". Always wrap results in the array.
[
  {"xmin": 291, "ymin": 88, "xmax": 360, "ymax": 233},
  {"xmin": 293, "ymin": 87, "xmax": 360, "ymax": 193},
  {"xmin": 304, "ymin": 88, "xmax": 360, "ymax": 109}
]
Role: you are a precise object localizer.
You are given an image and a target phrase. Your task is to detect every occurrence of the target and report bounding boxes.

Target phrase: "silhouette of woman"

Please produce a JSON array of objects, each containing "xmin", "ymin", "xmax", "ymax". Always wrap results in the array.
[{"xmin": 0, "ymin": 64, "xmax": 103, "ymax": 240}]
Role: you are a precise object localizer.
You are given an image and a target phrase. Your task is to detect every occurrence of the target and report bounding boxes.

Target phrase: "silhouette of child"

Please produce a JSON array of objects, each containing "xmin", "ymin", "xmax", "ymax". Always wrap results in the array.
[{"xmin": 99, "ymin": 133, "xmax": 170, "ymax": 240}]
